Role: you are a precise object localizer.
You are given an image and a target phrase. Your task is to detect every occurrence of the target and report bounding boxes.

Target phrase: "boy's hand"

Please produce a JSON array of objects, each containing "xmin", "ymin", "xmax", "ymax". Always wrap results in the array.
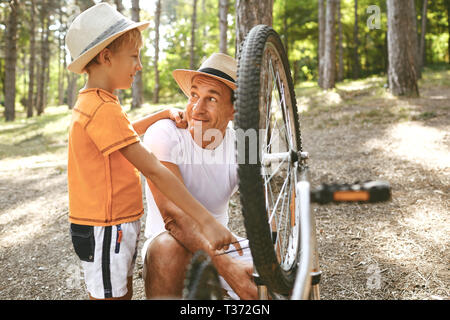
[
  {"xmin": 201, "ymin": 218, "xmax": 243, "ymax": 255},
  {"xmin": 168, "ymin": 108, "xmax": 187, "ymax": 129}
]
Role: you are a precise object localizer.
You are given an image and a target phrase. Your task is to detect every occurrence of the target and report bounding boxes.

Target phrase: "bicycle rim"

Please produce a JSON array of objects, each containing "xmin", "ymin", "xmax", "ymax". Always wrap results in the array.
[{"xmin": 235, "ymin": 25, "xmax": 302, "ymax": 294}]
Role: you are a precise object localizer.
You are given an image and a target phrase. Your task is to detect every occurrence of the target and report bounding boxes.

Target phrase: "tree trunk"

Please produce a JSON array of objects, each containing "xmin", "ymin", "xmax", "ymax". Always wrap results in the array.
[
  {"xmin": 114, "ymin": 0, "xmax": 124, "ymax": 13},
  {"xmin": 337, "ymin": 0, "xmax": 344, "ymax": 82},
  {"xmin": 447, "ymin": 1, "xmax": 450, "ymax": 64},
  {"xmin": 153, "ymin": 0, "xmax": 161, "ymax": 104},
  {"xmin": 235, "ymin": 0, "xmax": 274, "ymax": 53},
  {"xmin": 323, "ymin": 0, "xmax": 337, "ymax": 89},
  {"xmin": 387, "ymin": 0, "xmax": 419, "ymax": 97},
  {"xmin": 4, "ymin": 0, "xmax": 19, "ymax": 122},
  {"xmin": 283, "ymin": 0, "xmax": 288, "ymax": 57},
  {"xmin": 58, "ymin": 3, "xmax": 65, "ymax": 106},
  {"xmin": 67, "ymin": 73, "xmax": 78, "ymax": 109},
  {"xmin": 36, "ymin": 3, "xmax": 50, "ymax": 116},
  {"xmin": 318, "ymin": 0, "xmax": 325, "ymax": 87},
  {"xmin": 219, "ymin": 0, "xmax": 229, "ymax": 54},
  {"xmin": 190, "ymin": 0, "xmax": 198, "ymax": 69},
  {"xmin": 353, "ymin": 0, "xmax": 360, "ymax": 79},
  {"xmin": 27, "ymin": 0, "xmax": 36, "ymax": 118},
  {"xmin": 409, "ymin": 1, "xmax": 420, "ymax": 80},
  {"xmin": 131, "ymin": 0, "xmax": 143, "ymax": 109},
  {"xmin": 419, "ymin": 0, "xmax": 428, "ymax": 73}
]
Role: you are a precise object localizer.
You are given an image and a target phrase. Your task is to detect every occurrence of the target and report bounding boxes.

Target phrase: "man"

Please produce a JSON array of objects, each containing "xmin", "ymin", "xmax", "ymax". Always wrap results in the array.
[{"xmin": 141, "ymin": 53, "xmax": 258, "ymax": 300}]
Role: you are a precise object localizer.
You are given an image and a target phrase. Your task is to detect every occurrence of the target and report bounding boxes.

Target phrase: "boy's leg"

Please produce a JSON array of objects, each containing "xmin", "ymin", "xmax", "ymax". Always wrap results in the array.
[
  {"xmin": 88, "ymin": 276, "xmax": 133, "ymax": 300},
  {"xmin": 71, "ymin": 220, "xmax": 140, "ymax": 300},
  {"xmin": 143, "ymin": 231, "xmax": 191, "ymax": 299}
]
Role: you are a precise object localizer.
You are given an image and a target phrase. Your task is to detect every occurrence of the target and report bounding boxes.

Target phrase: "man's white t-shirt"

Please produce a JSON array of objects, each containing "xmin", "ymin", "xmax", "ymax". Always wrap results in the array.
[{"xmin": 141, "ymin": 119, "xmax": 239, "ymax": 257}]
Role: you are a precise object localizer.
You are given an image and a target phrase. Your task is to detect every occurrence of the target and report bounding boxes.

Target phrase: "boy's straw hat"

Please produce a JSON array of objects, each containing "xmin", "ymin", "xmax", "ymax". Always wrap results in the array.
[
  {"xmin": 172, "ymin": 53, "xmax": 237, "ymax": 97},
  {"xmin": 66, "ymin": 3, "xmax": 150, "ymax": 74}
]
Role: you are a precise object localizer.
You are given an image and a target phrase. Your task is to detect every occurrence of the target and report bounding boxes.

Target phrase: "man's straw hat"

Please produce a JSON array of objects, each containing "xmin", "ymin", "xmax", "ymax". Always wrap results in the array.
[
  {"xmin": 65, "ymin": 3, "xmax": 150, "ymax": 74},
  {"xmin": 172, "ymin": 53, "xmax": 237, "ymax": 97}
]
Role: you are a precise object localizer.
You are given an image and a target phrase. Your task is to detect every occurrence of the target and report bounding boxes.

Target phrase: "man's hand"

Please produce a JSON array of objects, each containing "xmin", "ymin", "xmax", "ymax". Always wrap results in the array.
[
  {"xmin": 200, "ymin": 217, "xmax": 242, "ymax": 253},
  {"xmin": 215, "ymin": 257, "xmax": 258, "ymax": 300},
  {"xmin": 168, "ymin": 108, "xmax": 187, "ymax": 129}
]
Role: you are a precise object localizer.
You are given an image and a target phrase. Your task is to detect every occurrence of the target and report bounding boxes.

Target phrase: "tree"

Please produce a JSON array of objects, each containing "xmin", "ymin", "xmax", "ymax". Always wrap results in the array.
[
  {"xmin": 387, "ymin": 0, "xmax": 419, "ymax": 97},
  {"xmin": 131, "ymin": 0, "xmax": 143, "ymax": 109},
  {"xmin": 419, "ymin": 0, "xmax": 428, "ymax": 74},
  {"xmin": 322, "ymin": 0, "xmax": 337, "ymax": 89},
  {"xmin": 318, "ymin": 0, "xmax": 325, "ymax": 87},
  {"xmin": 153, "ymin": 0, "xmax": 161, "ymax": 103},
  {"xmin": 4, "ymin": 0, "xmax": 19, "ymax": 122},
  {"xmin": 447, "ymin": 1, "xmax": 450, "ymax": 64},
  {"xmin": 353, "ymin": 0, "xmax": 360, "ymax": 79},
  {"xmin": 27, "ymin": 0, "xmax": 37, "ymax": 118},
  {"xmin": 235, "ymin": 0, "xmax": 274, "ymax": 51},
  {"xmin": 190, "ymin": 0, "xmax": 198, "ymax": 69},
  {"xmin": 35, "ymin": 0, "xmax": 51, "ymax": 116},
  {"xmin": 337, "ymin": 0, "xmax": 344, "ymax": 82},
  {"xmin": 219, "ymin": 0, "xmax": 229, "ymax": 54},
  {"xmin": 114, "ymin": 0, "xmax": 124, "ymax": 13}
]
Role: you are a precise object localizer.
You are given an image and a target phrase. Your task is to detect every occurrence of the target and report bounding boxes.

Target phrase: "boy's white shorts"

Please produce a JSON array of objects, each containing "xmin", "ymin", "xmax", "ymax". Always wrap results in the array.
[{"xmin": 70, "ymin": 220, "xmax": 140, "ymax": 299}]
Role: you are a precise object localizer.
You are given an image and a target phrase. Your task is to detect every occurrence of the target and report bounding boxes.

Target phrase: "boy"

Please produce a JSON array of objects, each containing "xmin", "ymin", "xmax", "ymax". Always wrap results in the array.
[{"xmin": 65, "ymin": 3, "xmax": 240, "ymax": 300}]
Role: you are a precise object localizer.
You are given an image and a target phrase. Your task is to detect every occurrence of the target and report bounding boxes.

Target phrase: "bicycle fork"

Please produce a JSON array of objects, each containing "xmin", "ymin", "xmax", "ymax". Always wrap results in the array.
[{"xmin": 291, "ymin": 176, "xmax": 321, "ymax": 300}]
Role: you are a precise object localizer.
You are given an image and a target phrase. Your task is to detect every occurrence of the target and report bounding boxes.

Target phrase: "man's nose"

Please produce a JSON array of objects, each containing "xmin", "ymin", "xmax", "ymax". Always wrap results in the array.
[{"xmin": 193, "ymin": 98, "xmax": 206, "ymax": 113}]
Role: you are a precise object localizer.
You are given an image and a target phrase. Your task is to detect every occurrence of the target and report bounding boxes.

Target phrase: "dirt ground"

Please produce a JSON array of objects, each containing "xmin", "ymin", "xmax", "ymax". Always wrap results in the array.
[{"xmin": 0, "ymin": 79, "xmax": 448, "ymax": 300}]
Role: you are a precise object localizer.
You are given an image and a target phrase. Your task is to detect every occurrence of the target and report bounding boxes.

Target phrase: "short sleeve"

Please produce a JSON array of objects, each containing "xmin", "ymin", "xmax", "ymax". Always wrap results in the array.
[
  {"xmin": 143, "ymin": 119, "xmax": 183, "ymax": 164},
  {"xmin": 86, "ymin": 102, "xmax": 139, "ymax": 156}
]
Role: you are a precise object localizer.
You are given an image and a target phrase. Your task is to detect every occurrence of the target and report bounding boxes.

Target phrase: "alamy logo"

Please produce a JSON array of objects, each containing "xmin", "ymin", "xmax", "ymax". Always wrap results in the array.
[
  {"xmin": 366, "ymin": 262, "xmax": 382, "ymax": 290},
  {"xmin": 367, "ymin": 5, "xmax": 381, "ymax": 30}
]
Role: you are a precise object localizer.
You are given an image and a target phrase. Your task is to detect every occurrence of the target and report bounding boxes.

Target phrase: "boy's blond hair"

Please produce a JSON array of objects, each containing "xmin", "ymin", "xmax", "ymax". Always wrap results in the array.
[{"xmin": 84, "ymin": 28, "xmax": 143, "ymax": 73}]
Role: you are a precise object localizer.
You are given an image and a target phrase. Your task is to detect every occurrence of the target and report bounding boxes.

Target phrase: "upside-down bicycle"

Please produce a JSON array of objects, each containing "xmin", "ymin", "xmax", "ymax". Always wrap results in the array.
[{"xmin": 184, "ymin": 25, "xmax": 391, "ymax": 300}]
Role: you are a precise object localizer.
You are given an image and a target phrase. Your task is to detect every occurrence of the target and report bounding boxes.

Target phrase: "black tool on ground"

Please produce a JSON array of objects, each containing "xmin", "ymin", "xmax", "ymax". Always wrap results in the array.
[{"xmin": 311, "ymin": 180, "xmax": 391, "ymax": 204}]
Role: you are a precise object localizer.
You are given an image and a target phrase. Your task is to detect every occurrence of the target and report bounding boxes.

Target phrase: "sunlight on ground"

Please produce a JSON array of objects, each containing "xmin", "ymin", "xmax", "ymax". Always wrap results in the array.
[
  {"xmin": 0, "ymin": 153, "xmax": 67, "ymax": 172},
  {"xmin": 0, "ymin": 198, "xmax": 48, "ymax": 248},
  {"xmin": 336, "ymin": 76, "xmax": 384, "ymax": 91},
  {"xmin": 364, "ymin": 122, "xmax": 450, "ymax": 171}
]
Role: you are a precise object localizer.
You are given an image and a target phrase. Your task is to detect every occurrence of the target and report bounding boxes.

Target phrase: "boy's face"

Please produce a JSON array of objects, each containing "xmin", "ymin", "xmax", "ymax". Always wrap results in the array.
[{"xmin": 109, "ymin": 41, "xmax": 143, "ymax": 90}]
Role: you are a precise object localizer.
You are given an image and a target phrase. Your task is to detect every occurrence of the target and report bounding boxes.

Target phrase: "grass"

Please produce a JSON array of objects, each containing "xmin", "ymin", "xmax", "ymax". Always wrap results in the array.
[
  {"xmin": 295, "ymin": 68, "xmax": 450, "ymax": 129},
  {"xmin": 0, "ymin": 100, "xmax": 186, "ymax": 161},
  {"xmin": 1, "ymin": 67, "xmax": 448, "ymax": 159}
]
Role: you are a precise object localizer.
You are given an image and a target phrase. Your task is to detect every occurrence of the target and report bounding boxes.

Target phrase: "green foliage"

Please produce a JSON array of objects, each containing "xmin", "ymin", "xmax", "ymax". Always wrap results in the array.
[{"xmin": 0, "ymin": 0, "xmax": 449, "ymax": 118}]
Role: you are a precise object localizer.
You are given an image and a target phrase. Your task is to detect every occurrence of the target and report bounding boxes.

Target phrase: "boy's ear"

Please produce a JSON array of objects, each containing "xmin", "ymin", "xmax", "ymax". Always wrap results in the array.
[{"xmin": 97, "ymin": 48, "xmax": 113, "ymax": 66}]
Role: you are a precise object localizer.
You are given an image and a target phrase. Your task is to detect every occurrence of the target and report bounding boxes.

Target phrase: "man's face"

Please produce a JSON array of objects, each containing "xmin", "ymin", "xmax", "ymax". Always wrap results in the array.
[{"xmin": 185, "ymin": 75, "xmax": 235, "ymax": 148}]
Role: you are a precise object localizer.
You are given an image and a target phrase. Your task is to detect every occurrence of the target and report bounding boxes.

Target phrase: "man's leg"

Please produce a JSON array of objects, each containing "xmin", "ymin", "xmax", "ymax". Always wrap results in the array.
[{"xmin": 143, "ymin": 232, "xmax": 192, "ymax": 299}]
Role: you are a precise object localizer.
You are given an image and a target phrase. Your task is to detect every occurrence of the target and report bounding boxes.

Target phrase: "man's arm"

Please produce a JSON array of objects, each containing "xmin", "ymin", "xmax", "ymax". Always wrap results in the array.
[
  {"xmin": 147, "ymin": 161, "xmax": 257, "ymax": 300},
  {"xmin": 119, "ymin": 141, "xmax": 236, "ymax": 251}
]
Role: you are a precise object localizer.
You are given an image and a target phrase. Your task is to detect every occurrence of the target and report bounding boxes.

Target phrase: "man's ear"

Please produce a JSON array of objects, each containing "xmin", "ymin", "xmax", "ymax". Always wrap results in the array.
[{"xmin": 228, "ymin": 105, "xmax": 235, "ymax": 122}]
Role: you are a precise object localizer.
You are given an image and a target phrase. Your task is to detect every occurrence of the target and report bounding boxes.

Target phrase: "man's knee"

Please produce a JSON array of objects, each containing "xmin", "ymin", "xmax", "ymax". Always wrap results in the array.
[{"xmin": 144, "ymin": 232, "xmax": 190, "ymax": 272}]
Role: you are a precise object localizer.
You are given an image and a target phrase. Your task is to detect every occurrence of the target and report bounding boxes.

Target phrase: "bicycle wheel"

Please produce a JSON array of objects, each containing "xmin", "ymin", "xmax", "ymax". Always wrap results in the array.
[
  {"xmin": 183, "ymin": 250, "xmax": 223, "ymax": 300},
  {"xmin": 234, "ymin": 25, "xmax": 302, "ymax": 295}
]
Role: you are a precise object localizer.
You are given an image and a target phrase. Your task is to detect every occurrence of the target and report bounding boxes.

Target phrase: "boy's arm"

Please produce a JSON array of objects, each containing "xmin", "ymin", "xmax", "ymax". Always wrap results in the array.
[
  {"xmin": 147, "ymin": 162, "xmax": 257, "ymax": 300},
  {"xmin": 132, "ymin": 109, "xmax": 186, "ymax": 136},
  {"xmin": 119, "ymin": 141, "xmax": 239, "ymax": 252}
]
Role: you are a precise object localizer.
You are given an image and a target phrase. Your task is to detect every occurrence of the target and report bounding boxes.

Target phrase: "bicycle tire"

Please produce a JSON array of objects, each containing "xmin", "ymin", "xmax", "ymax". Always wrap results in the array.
[
  {"xmin": 235, "ymin": 25, "xmax": 302, "ymax": 295},
  {"xmin": 183, "ymin": 250, "xmax": 223, "ymax": 300}
]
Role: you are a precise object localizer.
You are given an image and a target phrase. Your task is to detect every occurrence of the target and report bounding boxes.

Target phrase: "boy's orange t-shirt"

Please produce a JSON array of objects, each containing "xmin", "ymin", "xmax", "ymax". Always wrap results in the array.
[{"xmin": 68, "ymin": 88, "xmax": 144, "ymax": 226}]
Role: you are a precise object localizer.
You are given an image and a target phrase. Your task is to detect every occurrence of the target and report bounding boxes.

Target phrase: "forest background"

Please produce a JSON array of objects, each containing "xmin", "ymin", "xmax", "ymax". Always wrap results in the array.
[
  {"xmin": 0, "ymin": 0, "xmax": 449, "ymax": 120},
  {"xmin": 0, "ymin": 0, "xmax": 449, "ymax": 300}
]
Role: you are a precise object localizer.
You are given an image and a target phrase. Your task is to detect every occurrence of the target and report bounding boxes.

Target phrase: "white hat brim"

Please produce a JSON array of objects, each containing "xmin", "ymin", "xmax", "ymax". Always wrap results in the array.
[
  {"xmin": 172, "ymin": 69, "xmax": 237, "ymax": 98},
  {"xmin": 67, "ymin": 21, "xmax": 150, "ymax": 74}
]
